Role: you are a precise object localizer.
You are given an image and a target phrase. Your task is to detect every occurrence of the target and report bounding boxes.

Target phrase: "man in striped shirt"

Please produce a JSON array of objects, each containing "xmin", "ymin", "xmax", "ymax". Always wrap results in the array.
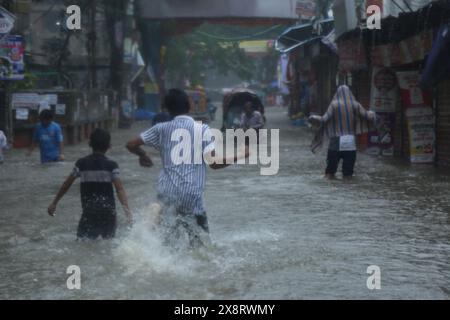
[{"xmin": 127, "ymin": 89, "xmax": 249, "ymax": 248}]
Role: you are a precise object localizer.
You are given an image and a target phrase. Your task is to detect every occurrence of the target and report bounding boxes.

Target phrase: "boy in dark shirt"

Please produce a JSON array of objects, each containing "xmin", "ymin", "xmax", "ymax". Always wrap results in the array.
[{"xmin": 48, "ymin": 129, "xmax": 132, "ymax": 239}]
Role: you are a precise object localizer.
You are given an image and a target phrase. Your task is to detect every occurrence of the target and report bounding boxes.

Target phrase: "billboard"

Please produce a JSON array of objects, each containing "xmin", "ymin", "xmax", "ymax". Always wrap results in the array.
[{"xmin": 0, "ymin": 35, "xmax": 25, "ymax": 80}]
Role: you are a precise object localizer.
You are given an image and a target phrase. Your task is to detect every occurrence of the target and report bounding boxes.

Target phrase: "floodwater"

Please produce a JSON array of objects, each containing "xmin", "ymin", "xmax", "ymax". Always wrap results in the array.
[{"xmin": 1, "ymin": 106, "xmax": 449, "ymax": 300}]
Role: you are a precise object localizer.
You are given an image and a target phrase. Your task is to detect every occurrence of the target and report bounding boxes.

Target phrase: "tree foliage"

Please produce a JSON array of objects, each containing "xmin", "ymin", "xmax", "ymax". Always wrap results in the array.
[{"xmin": 163, "ymin": 28, "xmax": 256, "ymax": 87}]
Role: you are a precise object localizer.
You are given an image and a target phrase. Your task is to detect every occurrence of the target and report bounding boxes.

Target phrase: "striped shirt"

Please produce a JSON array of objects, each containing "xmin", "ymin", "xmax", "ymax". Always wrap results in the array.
[
  {"xmin": 72, "ymin": 154, "xmax": 120, "ymax": 212},
  {"xmin": 311, "ymin": 85, "xmax": 376, "ymax": 153},
  {"xmin": 140, "ymin": 115, "xmax": 215, "ymax": 215}
]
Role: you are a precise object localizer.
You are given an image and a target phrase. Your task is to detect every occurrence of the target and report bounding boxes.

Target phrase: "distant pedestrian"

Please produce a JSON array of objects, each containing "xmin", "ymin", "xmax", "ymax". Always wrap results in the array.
[
  {"xmin": 240, "ymin": 101, "xmax": 264, "ymax": 144},
  {"xmin": 240, "ymin": 101, "xmax": 264, "ymax": 131},
  {"xmin": 309, "ymin": 85, "xmax": 377, "ymax": 179},
  {"xmin": 207, "ymin": 98, "xmax": 217, "ymax": 121},
  {"xmin": 28, "ymin": 110, "xmax": 64, "ymax": 163},
  {"xmin": 48, "ymin": 128, "xmax": 132, "ymax": 240},
  {"xmin": 0, "ymin": 129, "xmax": 8, "ymax": 164}
]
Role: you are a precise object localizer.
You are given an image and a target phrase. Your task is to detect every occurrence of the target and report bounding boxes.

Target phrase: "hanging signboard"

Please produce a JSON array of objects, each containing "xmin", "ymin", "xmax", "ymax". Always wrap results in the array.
[
  {"xmin": 0, "ymin": 35, "xmax": 25, "ymax": 80},
  {"xmin": 0, "ymin": 7, "xmax": 15, "ymax": 41}
]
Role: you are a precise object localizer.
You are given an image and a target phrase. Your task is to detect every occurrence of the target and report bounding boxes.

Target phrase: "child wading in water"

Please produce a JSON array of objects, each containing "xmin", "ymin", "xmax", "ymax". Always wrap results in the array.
[{"xmin": 48, "ymin": 129, "xmax": 132, "ymax": 239}]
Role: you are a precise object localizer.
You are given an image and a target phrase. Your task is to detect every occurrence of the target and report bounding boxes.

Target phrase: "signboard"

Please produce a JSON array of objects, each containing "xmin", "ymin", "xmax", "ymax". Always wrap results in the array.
[
  {"xmin": 0, "ymin": 7, "xmax": 15, "ymax": 40},
  {"xmin": 15, "ymin": 108, "xmax": 29, "ymax": 120},
  {"xmin": 12, "ymin": 93, "xmax": 59, "ymax": 110},
  {"xmin": 367, "ymin": 112, "xmax": 395, "ymax": 156},
  {"xmin": 370, "ymin": 67, "xmax": 398, "ymax": 112},
  {"xmin": 55, "ymin": 104, "xmax": 66, "ymax": 115},
  {"xmin": 0, "ymin": 35, "xmax": 25, "ymax": 80},
  {"xmin": 397, "ymin": 71, "xmax": 432, "ymax": 108},
  {"xmin": 397, "ymin": 71, "xmax": 435, "ymax": 163},
  {"xmin": 41, "ymin": 94, "xmax": 58, "ymax": 105},
  {"xmin": 406, "ymin": 107, "xmax": 435, "ymax": 163},
  {"xmin": 12, "ymin": 93, "xmax": 41, "ymax": 109}
]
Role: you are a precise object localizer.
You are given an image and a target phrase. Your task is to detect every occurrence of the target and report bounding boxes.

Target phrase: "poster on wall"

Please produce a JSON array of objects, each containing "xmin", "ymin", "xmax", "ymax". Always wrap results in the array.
[
  {"xmin": 397, "ymin": 71, "xmax": 435, "ymax": 163},
  {"xmin": 55, "ymin": 104, "xmax": 66, "ymax": 115},
  {"xmin": 15, "ymin": 108, "xmax": 29, "ymax": 120},
  {"xmin": 397, "ymin": 71, "xmax": 432, "ymax": 108},
  {"xmin": 12, "ymin": 93, "xmax": 41, "ymax": 109},
  {"xmin": 0, "ymin": 35, "xmax": 25, "ymax": 80},
  {"xmin": 406, "ymin": 108, "xmax": 435, "ymax": 163},
  {"xmin": 370, "ymin": 67, "xmax": 398, "ymax": 112},
  {"xmin": 367, "ymin": 113, "xmax": 396, "ymax": 156}
]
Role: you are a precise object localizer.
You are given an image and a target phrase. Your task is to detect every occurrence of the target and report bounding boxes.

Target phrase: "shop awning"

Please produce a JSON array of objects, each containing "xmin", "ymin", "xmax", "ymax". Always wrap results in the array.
[{"xmin": 275, "ymin": 18, "xmax": 334, "ymax": 53}]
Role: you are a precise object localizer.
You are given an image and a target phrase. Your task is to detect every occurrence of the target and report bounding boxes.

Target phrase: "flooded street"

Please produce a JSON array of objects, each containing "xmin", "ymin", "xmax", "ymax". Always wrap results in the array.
[{"xmin": 1, "ymin": 106, "xmax": 450, "ymax": 300}]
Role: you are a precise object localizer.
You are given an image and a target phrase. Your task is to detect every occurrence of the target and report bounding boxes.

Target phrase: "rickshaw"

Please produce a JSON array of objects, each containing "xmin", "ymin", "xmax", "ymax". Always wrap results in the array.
[{"xmin": 221, "ymin": 88, "xmax": 265, "ymax": 131}]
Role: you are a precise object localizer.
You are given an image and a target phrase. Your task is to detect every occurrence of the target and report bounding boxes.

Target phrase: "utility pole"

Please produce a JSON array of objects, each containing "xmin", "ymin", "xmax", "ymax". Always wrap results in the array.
[{"xmin": 88, "ymin": 0, "xmax": 97, "ymax": 89}]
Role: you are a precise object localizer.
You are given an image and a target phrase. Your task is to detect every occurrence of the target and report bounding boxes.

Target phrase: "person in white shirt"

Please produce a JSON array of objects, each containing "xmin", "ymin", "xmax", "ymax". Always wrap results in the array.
[
  {"xmin": 126, "ymin": 89, "xmax": 250, "ymax": 248},
  {"xmin": 0, "ymin": 129, "xmax": 8, "ymax": 164}
]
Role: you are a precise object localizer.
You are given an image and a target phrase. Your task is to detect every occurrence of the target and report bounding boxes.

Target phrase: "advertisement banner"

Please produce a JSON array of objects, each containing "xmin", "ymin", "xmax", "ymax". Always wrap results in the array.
[
  {"xmin": 397, "ymin": 71, "xmax": 432, "ymax": 108},
  {"xmin": 397, "ymin": 71, "xmax": 435, "ymax": 163},
  {"xmin": 0, "ymin": 35, "xmax": 25, "ymax": 80},
  {"xmin": 370, "ymin": 67, "xmax": 398, "ymax": 112},
  {"xmin": 367, "ymin": 112, "xmax": 396, "ymax": 156},
  {"xmin": 406, "ymin": 107, "xmax": 435, "ymax": 163}
]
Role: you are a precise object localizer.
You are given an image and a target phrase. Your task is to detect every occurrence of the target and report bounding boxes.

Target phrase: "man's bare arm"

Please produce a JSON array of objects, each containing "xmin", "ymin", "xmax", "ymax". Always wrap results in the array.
[
  {"xmin": 48, "ymin": 175, "xmax": 77, "ymax": 216},
  {"xmin": 205, "ymin": 146, "xmax": 250, "ymax": 170},
  {"xmin": 126, "ymin": 137, "xmax": 153, "ymax": 168},
  {"xmin": 112, "ymin": 178, "xmax": 132, "ymax": 225},
  {"xmin": 59, "ymin": 141, "xmax": 65, "ymax": 161}
]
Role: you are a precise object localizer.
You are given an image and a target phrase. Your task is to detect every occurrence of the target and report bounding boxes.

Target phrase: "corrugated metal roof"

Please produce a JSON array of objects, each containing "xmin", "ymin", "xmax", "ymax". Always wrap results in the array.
[{"xmin": 275, "ymin": 18, "xmax": 335, "ymax": 53}]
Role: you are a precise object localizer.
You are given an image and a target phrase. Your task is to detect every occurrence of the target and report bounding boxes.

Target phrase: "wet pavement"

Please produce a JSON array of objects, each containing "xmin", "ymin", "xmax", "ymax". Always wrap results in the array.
[{"xmin": 0, "ymin": 106, "xmax": 449, "ymax": 299}]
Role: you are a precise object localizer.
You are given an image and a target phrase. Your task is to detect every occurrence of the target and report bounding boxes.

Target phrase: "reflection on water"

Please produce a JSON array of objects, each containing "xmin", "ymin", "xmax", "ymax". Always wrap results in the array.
[{"xmin": 0, "ymin": 107, "xmax": 449, "ymax": 299}]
